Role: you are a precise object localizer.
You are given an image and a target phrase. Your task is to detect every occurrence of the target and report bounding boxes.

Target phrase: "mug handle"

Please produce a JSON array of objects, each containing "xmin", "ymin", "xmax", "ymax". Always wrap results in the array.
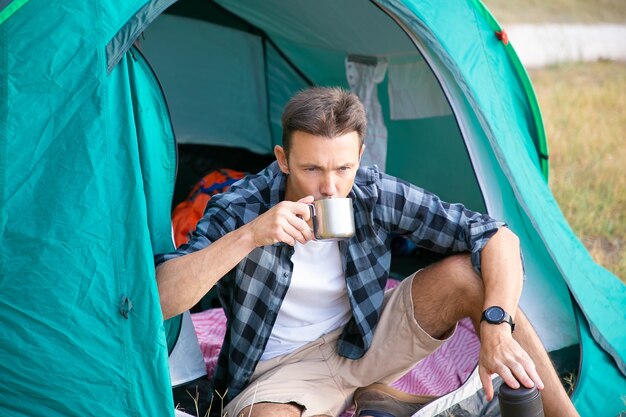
[
  {"xmin": 307, "ymin": 203, "xmax": 316, "ymax": 218},
  {"xmin": 307, "ymin": 203, "xmax": 318, "ymax": 238}
]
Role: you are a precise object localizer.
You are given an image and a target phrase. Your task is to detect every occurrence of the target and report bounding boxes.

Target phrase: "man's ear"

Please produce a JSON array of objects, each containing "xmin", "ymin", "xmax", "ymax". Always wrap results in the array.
[
  {"xmin": 274, "ymin": 145, "xmax": 289, "ymax": 174},
  {"xmin": 358, "ymin": 144, "xmax": 366, "ymax": 163}
]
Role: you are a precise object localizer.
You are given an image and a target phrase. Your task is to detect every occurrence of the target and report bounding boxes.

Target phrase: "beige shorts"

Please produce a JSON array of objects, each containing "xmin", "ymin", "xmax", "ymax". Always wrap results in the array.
[{"xmin": 223, "ymin": 273, "xmax": 456, "ymax": 417}]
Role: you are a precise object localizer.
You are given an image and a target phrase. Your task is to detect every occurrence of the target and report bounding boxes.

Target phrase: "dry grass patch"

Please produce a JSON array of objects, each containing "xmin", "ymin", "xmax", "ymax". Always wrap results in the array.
[{"xmin": 527, "ymin": 61, "xmax": 626, "ymax": 282}]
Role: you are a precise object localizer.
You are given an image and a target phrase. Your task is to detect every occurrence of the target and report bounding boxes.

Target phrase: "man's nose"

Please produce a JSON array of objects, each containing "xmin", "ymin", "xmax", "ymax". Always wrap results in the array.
[{"xmin": 320, "ymin": 173, "xmax": 337, "ymax": 198}]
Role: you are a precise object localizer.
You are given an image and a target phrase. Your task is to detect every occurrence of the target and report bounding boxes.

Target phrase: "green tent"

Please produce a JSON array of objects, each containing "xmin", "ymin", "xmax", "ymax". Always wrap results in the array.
[{"xmin": 1, "ymin": 1, "xmax": 624, "ymax": 416}]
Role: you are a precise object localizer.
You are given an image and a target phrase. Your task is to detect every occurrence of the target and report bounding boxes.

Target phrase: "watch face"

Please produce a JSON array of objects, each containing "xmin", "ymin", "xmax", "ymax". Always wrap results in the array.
[{"xmin": 485, "ymin": 306, "xmax": 505, "ymax": 322}]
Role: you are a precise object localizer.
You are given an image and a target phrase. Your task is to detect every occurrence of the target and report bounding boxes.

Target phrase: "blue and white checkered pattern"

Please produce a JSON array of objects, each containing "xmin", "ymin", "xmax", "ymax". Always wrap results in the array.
[{"xmin": 155, "ymin": 162, "xmax": 504, "ymax": 401}]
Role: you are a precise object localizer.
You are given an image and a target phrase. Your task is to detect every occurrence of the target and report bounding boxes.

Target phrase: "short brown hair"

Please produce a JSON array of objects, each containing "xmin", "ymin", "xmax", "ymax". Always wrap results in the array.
[{"xmin": 281, "ymin": 87, "xmax": 366, "ymax": 155}]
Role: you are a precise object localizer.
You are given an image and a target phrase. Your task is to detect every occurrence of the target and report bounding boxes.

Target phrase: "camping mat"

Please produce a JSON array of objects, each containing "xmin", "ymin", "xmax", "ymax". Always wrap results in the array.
[{"xmin": 190, "ymin": 280, "xmax": 480, "ymax": 414}]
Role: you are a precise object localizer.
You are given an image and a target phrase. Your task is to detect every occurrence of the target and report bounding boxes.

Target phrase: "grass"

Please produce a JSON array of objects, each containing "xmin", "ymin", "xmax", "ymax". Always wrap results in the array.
[
  {"xmin": 482, "ymin": 0, "xmax": 626, "ymax": 24},
  {"xmin": 526, "ymin": 60, "xmax": 626, "ymax": 282},
  {"xmin": 178, "ymin": 387, "xmax": 256, "ymax": 417}
]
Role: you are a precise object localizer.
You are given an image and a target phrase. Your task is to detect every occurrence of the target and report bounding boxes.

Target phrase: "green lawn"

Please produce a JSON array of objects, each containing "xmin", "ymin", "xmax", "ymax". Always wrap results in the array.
[{"xmin": 527, "ymin": 61, "xmax": 626, "ymax": 282}]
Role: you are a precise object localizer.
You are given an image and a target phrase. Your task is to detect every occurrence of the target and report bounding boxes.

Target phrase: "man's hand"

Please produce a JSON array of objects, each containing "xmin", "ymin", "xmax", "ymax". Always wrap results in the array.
[
  {"xmin": 478, "ymin": 324, "xmax": 544, "ymax": 400},
  {"xmin": 246, "ymin": 195, "xmax": 315, "ymax": 247}
]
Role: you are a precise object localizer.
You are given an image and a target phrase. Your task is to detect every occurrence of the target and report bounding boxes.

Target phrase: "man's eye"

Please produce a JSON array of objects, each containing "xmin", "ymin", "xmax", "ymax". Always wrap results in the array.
[{"xmin": 338, "ymin": 166, "xmax": 350, "ymax": 172}]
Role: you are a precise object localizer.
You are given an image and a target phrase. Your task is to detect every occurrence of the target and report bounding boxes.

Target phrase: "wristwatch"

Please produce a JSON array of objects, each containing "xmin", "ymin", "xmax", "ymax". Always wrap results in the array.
[{"xmin": 480, "ymin": 306, "xmax": 515, "ymax": 332}]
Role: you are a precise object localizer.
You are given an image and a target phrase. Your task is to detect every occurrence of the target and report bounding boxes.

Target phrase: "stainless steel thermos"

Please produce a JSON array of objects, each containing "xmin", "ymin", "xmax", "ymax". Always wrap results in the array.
[{"xmin": 498, "ymin": 384, "xmax": 545, "ymax": 417}]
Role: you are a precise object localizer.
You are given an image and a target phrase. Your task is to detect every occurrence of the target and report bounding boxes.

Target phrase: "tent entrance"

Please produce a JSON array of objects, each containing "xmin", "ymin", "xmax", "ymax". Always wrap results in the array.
[{"xmin": 136, "ymin": 0, "xmax": 581, "ymax": 402}]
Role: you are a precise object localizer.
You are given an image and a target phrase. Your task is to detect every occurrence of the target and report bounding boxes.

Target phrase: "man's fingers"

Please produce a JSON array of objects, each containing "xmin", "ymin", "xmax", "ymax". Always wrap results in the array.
[
  {"xmin": 253, "ymin": 199, "xmax": 317, "ymax": 246},
  {"xmin": 278, "ymin": 223, "xmax": 306, "ymax": 245},
  {"xmin": 479, "ymin": 330, "xmax": 545, "ymax": 395},
  {"xmin": 497, "ymin": 363, "xmax": 521, "ymax": 390},
  {"xmin": 479, "ymin": 365, "xmax": 494, "ymax": 401},
  {"xmin": 529, "ymin": 367, "xmax": 544, "ymax": 390},
  {"xmin": 287, "ymin": 212, "xmax": 312, "ymax": 232},
  {"xmin": 513, "ymin": 358, "xmax": 543, "ymax": 390},
  {"xmin": 290, "ymin": 200, "xmax": 313, "ymax": 221},
  {"xmin": 296, "ymin": 195, "xmax": 314, "ymax": 204},
  {"xmin": 278, "ymin": 232, "xmax": 296, "ymax": 247},
  {"xmin": 285, "ymin": 212, "xmax": 314, "ymax": 243}
]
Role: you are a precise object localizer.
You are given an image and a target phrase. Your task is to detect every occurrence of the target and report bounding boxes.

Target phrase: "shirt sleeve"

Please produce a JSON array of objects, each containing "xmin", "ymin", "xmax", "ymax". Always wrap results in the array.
[
  {"xmin": 154, "ymin": 199, "xmax": 240, "ymax": 268},
  {"xmin": 376, "ymin": 173, "xmax": 505, "ymax": 273}
]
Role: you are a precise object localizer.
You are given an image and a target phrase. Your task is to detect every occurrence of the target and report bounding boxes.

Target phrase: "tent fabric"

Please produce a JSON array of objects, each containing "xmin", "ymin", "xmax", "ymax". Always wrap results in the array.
[
  {"xmin": 264, "ymin": 41, "xmax": 313, "ymax": 148},
  {"xmin": 468, "ymin": 0, "xmax": 549, "ymax": 178},
  {"xmin": 1, "ymin": 1, "xmax": 174, "ymax": 416},
  {"xmin": 140, "ymin": 15, "xmax": 274, "ymax": 154},
  {"xmin": 124, "ymin": 45, "xmax": 183, "ymax": 356},
  {"xmin": 106, "ymin": 0, "xmax": 177, "ymax": 73},
  {"xmin": 0, "ymin": 0, "xmax": 29, "ymax": 25},
  {"xmin": 571, "ymin": 303, "xmax": 626, "ymax": 416}
]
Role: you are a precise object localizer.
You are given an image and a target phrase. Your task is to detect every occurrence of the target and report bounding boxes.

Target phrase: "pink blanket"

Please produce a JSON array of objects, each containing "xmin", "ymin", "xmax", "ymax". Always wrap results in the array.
[{"xmin": 190, "ymin": 280, "xmax": 480, "ymax": 411}]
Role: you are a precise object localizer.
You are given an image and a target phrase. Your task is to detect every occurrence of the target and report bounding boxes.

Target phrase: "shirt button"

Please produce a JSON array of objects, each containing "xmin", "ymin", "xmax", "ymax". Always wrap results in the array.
[{"xmin": 283, "ymin": 272, "xmax": 289, "ymax": 277}]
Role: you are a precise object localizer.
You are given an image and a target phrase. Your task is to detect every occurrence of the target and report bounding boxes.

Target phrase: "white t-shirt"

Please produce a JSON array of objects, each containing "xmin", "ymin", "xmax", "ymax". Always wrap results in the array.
[{"xmin": 261, "ymin": 240, "xmax": 351, "ymax": 360}]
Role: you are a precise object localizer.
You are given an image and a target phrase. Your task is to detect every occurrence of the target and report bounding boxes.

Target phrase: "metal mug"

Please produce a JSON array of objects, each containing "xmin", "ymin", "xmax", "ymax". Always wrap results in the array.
[{"xmin": 308, "ymin": 198, "xmax": 355, "ymax": 241}]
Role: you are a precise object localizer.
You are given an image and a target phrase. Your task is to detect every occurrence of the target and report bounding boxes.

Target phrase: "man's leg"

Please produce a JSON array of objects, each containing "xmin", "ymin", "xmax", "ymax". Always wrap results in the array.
[
  {"xmin": 236, "ymin": 402, "xmax": 332, "ymax": 417},
  {"xmin": 236, "ymin": 402, "xmax": 302, "ymax": 417},
  {"xmin": 407, "ymin": 254, "xmax": 579, "ymax": 417}
]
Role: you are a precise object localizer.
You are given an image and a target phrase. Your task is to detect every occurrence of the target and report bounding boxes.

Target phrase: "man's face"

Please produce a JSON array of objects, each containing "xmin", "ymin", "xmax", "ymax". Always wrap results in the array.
[{"xmin": 275, "ymin": 130, "xmax": 364, "ymax": 202}]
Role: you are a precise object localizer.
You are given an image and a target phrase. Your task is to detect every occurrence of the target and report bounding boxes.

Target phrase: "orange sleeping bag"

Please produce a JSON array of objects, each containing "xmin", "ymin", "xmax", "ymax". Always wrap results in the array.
[{"xmin": 172, "ymin": 169, "xmax": 246, "ymax": 247}]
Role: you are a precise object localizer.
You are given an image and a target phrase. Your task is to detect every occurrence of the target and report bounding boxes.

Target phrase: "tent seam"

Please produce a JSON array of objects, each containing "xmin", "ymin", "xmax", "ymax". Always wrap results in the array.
[
  {"xmin": 467, "ymin": 0, "xmax": 550, "ymax": 179},
  {"xmin": 0, "ymin": 0, "xmax": 29, "ymax": 25},
  {"xmin": 0, "ymin": 19, "xmax": 6, "ymax": 232}
]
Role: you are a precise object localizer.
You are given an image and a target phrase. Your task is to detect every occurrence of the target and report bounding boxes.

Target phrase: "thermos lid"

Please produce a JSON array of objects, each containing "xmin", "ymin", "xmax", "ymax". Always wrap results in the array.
[
  {"xmin": 498, "ymin": 384, "xmax": 540, "ymax": 402},
  {"xmin": 498, "ymin": 383, "xmax": 544, "ymax": 417}
]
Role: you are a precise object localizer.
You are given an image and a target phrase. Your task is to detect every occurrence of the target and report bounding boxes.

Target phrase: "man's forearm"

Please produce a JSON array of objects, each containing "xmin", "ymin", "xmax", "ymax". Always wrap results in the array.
[
  {"xmin": 156, "ymin": 225, "xmax": 256, "ymax": 319},
  {"xmin": 479, "ymin": 226, "xmax": 524, "ymax": 321},
  {"xmin": 476, "ymin": 226, "xmax": 545, "ymax": 396}
]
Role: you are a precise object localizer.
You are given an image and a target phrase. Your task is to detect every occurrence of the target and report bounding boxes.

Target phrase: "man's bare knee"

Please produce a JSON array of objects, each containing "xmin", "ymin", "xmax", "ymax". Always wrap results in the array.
[
  {"xmin": 437, "ymin": 253, "xmax": 477, "ymax": 279},
  {"xmin": 238, "ymin": 402, "xmax": 303, "ymax": 417},
  {"xmin": 410, "ymin": 254, "xmax": 484, "ymax": 337}
]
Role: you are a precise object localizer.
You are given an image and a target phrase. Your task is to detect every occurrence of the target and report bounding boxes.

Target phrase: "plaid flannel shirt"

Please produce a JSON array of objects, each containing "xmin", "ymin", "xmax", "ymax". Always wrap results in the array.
[{"xmin": 155, "ymin": 161, "xmax": 504, "ymax": 402}]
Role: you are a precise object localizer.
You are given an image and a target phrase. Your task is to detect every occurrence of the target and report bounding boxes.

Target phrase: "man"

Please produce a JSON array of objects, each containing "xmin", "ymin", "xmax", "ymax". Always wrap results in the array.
[{"xmin": 155, "ymin": 87, "xmax": 578, "ymax": 417}]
